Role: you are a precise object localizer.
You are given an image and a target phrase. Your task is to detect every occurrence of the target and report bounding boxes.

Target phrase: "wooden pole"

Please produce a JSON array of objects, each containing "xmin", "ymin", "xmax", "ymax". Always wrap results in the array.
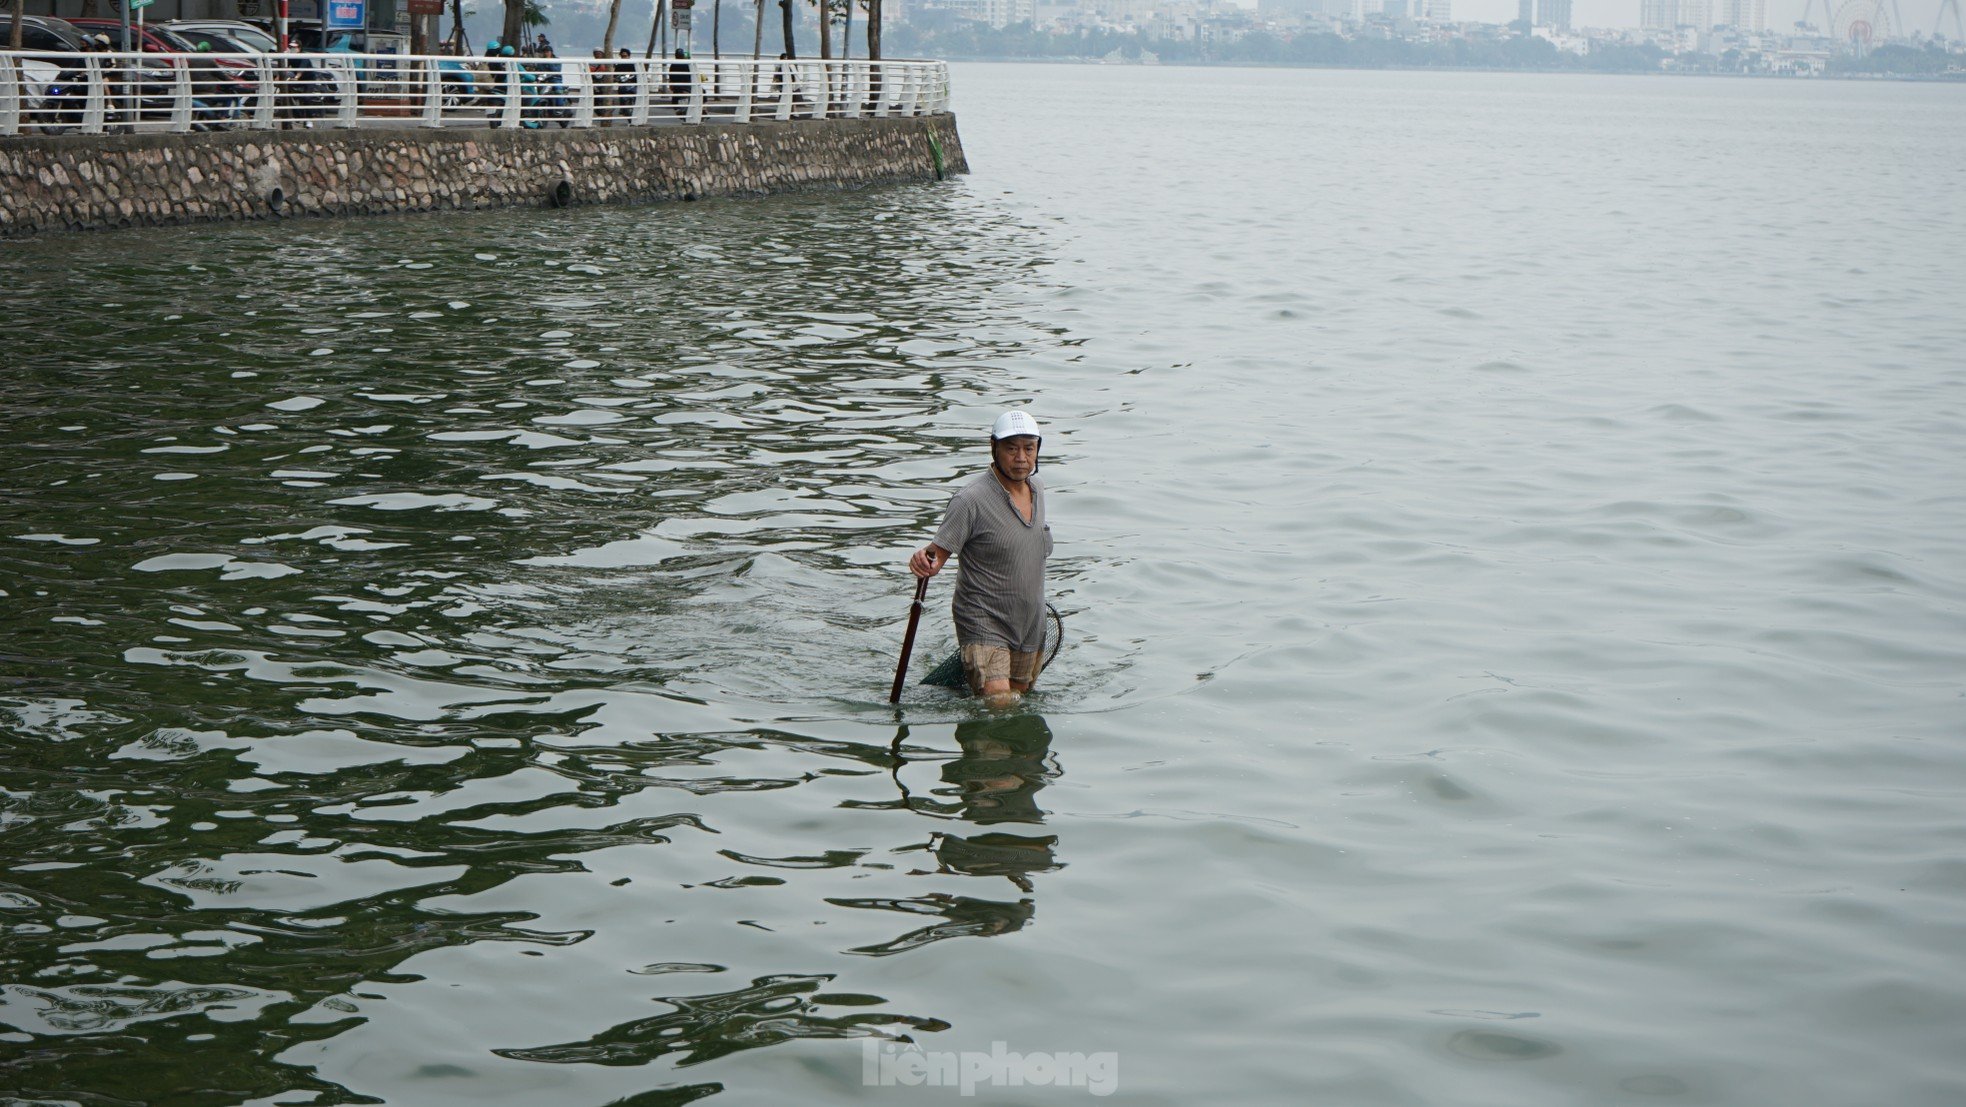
[
  {"xmin": 645, "ymin": 0, "xmax": 664, "ymax": 56},
  {"xmin": 888, "ymin": 575, "xmax": 928, "ymax": 704}
]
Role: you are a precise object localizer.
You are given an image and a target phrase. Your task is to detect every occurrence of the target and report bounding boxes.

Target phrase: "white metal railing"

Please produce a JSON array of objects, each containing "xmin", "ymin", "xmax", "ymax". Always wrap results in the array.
[{"xmin": 0, "ymin": 51, "xmax": 952, "ymax": 137}]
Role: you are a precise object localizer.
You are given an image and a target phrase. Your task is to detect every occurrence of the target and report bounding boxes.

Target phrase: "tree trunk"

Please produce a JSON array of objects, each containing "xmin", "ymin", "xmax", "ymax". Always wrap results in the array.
[
  {"xmin": 81, "ymin": 0, "xmax": 99, "ymax": 18},
  {"xmin": 751, "ymin": 0, "xmax": 762, "ymax": 57},
  {"xmin": 866, "ymin": 0, "xmax": 878, "ymax": 108},
  {"xmin": 603, "ymin": 0, "xmax": 623, "ymax": 52},
  {"xmin": 778, "ymin": 0, "xmax": 793, "ymax": 57},
  {"xmin": 646, "ymin": 0, "xmax": 665, "ymax": 56},
  {"xmin": 712, "ymin": 0, "xmax": 720, "ymax": 57},
  {"xmin": 818, "ymin": 0, "xmax": 830, "ymax": 59},
  {"xmin": 9, "ymin": 0, "xmax": 24, "ymax": 50},
  {"xmin": 841, "ymin": 0, "xmax": 851, "ymax": 60},
  {"xmin": 502, "ymin": 0, "xmax": 526, "ymax": 49}
]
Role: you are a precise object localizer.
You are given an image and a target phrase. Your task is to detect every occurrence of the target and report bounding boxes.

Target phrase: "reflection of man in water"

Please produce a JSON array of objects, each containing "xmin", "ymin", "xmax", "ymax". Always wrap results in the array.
[
  {"xmin": 940, "ymin": 714, "xmax": 1056, "ymax": 827},
  {"xmin": 846, "ymin": 716, "xmax": 1059, "ymax": 954},
  {"xmin": 909, "ymin": 410, "xmax": 1053, "ymax": 707},
  {"xmin": 907, "ymin": 715, "xmax": 1059, "ymax": 890}
]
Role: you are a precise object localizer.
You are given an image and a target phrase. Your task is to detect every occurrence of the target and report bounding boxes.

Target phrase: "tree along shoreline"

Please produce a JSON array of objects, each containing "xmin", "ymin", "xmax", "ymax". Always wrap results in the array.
[{"xmin": 884, "ymin": 22, "xmax": 1965, "ymax": 80}]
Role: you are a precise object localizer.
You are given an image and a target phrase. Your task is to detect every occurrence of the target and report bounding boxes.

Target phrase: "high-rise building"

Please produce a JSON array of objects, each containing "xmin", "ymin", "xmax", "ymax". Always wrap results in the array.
[
  {"xmin": 1714, "ymin": 0, "xmax": 1764, "ymax": 28},
  {"xmin": 1419, "ymin": 0, "xmax": 1450, "ymax": 18},
  {"xmin": 1515, "ymin": 0, "xmax": 1573, "ymax": 27},
  {"xmin": 1639, "ymin": 0, "xmax": 1710, "ymax": 27},
  {"xmin": 924, "ymin": 0, "xmax": 1036, "ymax": 26}
]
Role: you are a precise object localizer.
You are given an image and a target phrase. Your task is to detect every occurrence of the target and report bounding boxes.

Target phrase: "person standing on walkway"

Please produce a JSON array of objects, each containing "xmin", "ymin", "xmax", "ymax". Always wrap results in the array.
[
  {"xmin": 668, "ymin": 48, "xmax": 692, "ymax": 114},
  {"xmin": 909, "ymin": 411, "xmax": 1053, "ymax": 707}
]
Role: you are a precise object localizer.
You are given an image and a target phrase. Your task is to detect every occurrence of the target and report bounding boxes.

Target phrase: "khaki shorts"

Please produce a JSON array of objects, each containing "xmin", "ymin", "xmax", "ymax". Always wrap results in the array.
[{"xmin": 961, "ymin": 643, "xmax": 1043, "ymax": 694}]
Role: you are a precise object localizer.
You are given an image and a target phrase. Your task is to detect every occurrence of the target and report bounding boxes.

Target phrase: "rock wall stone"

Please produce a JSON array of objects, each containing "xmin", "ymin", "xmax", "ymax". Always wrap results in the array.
[{"xmin": 0, "ymin": 114, "xmax": 968, "ymax": 237}]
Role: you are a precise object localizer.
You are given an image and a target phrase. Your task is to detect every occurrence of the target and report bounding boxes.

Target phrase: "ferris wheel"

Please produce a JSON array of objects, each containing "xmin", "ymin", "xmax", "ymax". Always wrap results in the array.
[
  {"xmin": 1937, "ymin": 0, "xmax": 1964, "ymax": 38},
  {"xmin": 1832, "ymin": 0, "xmax": 1897, "ymax": 42}
]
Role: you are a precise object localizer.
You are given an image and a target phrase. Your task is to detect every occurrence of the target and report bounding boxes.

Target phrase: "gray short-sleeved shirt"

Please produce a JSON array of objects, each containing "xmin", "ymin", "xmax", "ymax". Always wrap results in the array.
[{"xmin": 933, "ymin": 471, "xmax": 1053, "ymax": 652}]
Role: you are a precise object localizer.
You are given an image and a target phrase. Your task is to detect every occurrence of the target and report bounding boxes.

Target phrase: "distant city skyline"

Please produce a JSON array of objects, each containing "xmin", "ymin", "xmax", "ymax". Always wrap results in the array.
[{"xmin": 1214, "ymin": 0, "xmax": 1957, "ymax": 32}]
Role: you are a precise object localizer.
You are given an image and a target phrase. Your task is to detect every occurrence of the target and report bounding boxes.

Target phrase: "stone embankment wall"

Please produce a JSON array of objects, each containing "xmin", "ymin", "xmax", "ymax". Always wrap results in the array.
[{"xmin": 0, "ymin": 114, "xmax": 966, "ymax": 237}]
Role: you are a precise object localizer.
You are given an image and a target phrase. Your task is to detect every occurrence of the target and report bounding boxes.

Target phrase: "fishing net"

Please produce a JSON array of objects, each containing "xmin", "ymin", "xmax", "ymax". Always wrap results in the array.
[{"xmin": 921, "ymin": 605, "xmax": 1064, "ymax": 690}]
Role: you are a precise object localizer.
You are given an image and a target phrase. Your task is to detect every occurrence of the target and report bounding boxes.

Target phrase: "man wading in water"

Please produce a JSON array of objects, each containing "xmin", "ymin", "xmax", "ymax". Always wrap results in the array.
[{"xmin": 909, "ymin": 411, "xmax": 1053, "ymax": 707}]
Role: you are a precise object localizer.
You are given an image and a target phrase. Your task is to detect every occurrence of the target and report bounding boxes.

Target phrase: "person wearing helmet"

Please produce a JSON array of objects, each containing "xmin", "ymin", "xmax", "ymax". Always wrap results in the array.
[{"xmin": 909, "ymin": 410, "xmax": 1053, "ymax": 705}]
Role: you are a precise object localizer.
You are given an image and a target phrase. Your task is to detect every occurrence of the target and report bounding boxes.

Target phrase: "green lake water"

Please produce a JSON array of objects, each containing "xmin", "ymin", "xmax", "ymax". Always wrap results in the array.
[{"xmin": 2, "ymin": 63, "xmax": 1964, "ymax": 1105}]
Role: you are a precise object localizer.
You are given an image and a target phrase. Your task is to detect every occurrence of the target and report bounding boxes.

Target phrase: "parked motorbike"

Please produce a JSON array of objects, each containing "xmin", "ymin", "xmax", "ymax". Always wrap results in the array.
[{"xmin": 485, "ymin": 63, "xmax": 571, "ymax": 129}]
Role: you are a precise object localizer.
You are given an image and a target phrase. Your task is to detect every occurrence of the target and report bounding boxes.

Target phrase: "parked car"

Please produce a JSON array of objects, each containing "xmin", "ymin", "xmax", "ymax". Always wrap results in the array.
[
  {"xmin": 66, "ymin": 19, "xmax": 257, "ymax": 128},
  {"xmin": 1, "ymin": 16, "xmax": 111, "ymax": 133},
  {"xmin": 161, "ymin": 19, "xmax": 281, "ymax": 55},
  {"xmin": 68, "ymin": 19, "xmax": 257, "ymax": 80},
  {"xmin": 162, "ymin": 18, "xmax": 344, "ymax": 123},
  {"xmin": 0, "ymin": 13, "xmax": 93, "ymax": 53}
]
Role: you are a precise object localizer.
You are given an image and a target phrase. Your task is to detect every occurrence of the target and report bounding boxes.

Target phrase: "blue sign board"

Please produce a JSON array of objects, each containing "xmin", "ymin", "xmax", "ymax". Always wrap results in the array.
[{"xmin": 325, "ymin": 0, "xmax": 365, "ymax": 29}]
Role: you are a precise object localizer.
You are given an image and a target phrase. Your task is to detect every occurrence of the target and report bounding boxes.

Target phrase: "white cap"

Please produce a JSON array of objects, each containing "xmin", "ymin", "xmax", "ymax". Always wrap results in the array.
[{"xmin": 991, "ymin": 410, "xmax": 1041, "ymax": 441}]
